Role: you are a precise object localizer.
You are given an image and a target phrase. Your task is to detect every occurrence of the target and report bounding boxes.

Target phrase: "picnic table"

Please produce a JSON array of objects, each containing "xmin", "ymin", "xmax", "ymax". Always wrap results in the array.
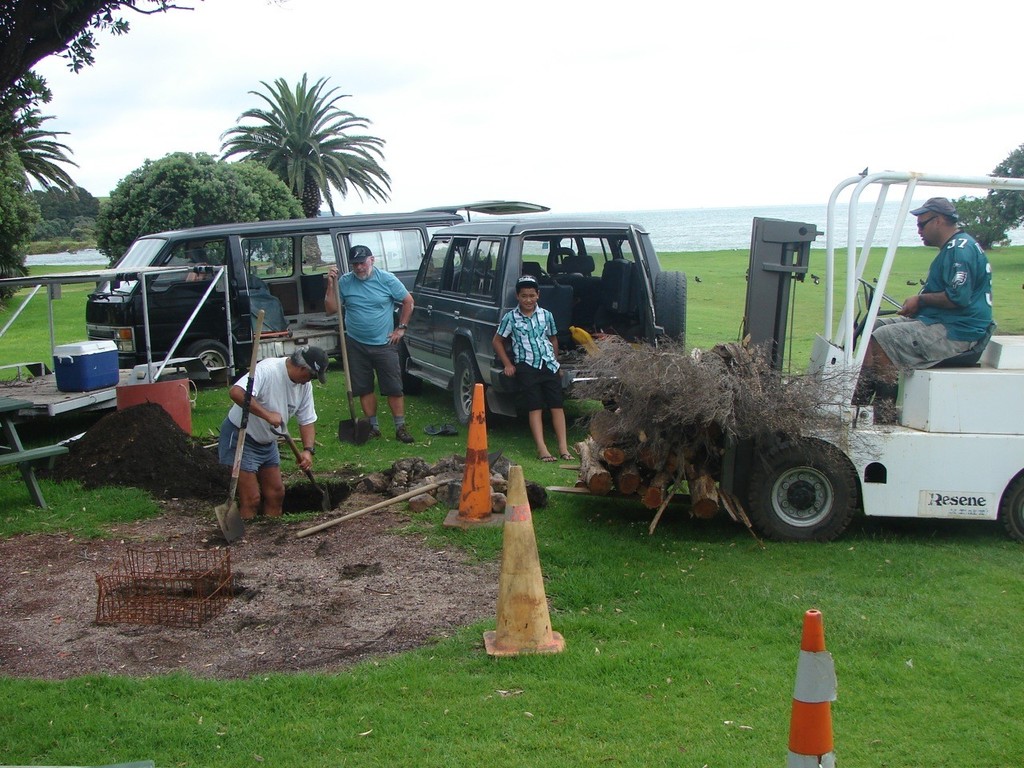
[{"xmin": 0, "ymin": 396, "xmax": 69, "ymax": 508}]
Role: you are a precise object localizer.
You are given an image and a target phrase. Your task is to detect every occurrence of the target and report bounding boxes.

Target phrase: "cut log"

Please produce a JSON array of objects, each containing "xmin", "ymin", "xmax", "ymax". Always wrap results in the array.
[
  {"xmin": 640, "ymin": 471, "xmax": 671, "ymax": 509},
  {"xmin": 600, "ymin": 445, "xmax": 627, "ymax": 467},
  {"xmin": 689, "ymin": 472, "xmax": 720, "ymax": 519},
  {"xmin": 613, "ymin": 461, "xmax": 642, "ymax": 496},
  {"xmin": 575, "ymin": 437, "xmax": 613, "ymax": 496}
]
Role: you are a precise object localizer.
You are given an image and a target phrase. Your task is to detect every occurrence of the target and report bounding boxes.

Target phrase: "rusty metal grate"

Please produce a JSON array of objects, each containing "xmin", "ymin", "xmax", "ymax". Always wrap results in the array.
[{"xmin": 96, "ymin": 548, "xmax": 233, "ymax": 627}]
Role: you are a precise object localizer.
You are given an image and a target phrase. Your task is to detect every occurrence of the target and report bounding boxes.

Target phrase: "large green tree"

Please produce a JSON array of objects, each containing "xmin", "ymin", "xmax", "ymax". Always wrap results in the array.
[
  {"xmin": 955, "ymin": 144, "xmax": 1024, "ymax": 249},
  {"xmin": 0, "ymin": 147, "xmax": 40, "ymax": 295},
  {"xmin": 95, "ymin": 152, "xmax": 302, "ymax": 261},
  {"xmin": 221, "ymin": 74, "xmax": 391, "ymax": 218},
  {"xmin": 0, "ymin": 1, "xmax": 199, "ymax": 97}
]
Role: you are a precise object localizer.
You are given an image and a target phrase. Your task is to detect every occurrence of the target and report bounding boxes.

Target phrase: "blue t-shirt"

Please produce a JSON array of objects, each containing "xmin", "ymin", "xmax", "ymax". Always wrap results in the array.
[
  {"xmin": 917, "ymin": 231, "xmax": 993, "ymax": 341},
  {"xmin": 339, "ymin": 268, "xmax": 408, "ymax": 345}
]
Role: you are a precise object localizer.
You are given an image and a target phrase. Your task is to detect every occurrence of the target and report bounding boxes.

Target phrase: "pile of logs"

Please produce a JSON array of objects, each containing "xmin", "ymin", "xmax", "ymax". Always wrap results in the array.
[
  {"xmin": 573, "ymin": 428, "xmax": 755, "ymax": 535},
  {"xmin": 568, "ymin": 337, "xmax": 824, "ymax": 536}
]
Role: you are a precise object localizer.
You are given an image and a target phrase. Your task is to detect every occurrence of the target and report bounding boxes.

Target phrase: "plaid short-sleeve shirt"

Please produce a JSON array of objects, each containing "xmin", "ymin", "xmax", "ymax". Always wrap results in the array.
[{"xmin": 496, "ymin": 306, "xmax": 559, "ymax": 372}]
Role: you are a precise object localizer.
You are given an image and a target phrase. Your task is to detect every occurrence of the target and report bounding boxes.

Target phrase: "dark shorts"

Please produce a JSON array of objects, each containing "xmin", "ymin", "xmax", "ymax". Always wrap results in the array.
[
  {"xmin": 872, "ymin": 316, "xmax": 973, "ymax": 369},
  {"xmin": 515, "ymin": 362, "xmax": 564, "ymax": 411},
  {"xmin": 218, "ymin": 418, "xmax": 280, "ymax": 472},
  {"xmin": 346, "ymin": 336, "xmax": 403, "ymax": 396}
]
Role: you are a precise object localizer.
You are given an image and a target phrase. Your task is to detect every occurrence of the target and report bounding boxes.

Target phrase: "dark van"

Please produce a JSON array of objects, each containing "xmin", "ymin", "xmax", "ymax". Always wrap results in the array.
[{"xmin": 85, "ymin": 211, "xmax": 463, "ymax": 376}]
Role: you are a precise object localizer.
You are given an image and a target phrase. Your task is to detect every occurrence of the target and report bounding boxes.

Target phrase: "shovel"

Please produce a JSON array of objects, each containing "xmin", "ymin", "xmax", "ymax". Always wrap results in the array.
[
  {"xmin": 335, "ymin": 280, "xmax": 372, "ymax": 445},
  {"xmin": 276, "ymin": 428, "xmax": 331, "ymax": 512},
  {"xmin": 215, "ymin": 309, "xmax": 266, "ymax": 542}
]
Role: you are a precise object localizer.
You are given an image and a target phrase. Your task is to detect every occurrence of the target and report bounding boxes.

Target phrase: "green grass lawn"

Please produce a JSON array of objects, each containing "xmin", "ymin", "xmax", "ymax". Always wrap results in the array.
[{"xmin": 2, "ymin": 254, "xmax": 1024, "ymax": 767}]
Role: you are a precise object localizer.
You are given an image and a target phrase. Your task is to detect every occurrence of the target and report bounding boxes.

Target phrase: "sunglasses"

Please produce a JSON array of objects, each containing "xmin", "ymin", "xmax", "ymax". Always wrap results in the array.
[{"xmin": 917, "ymin": 215, "xmax": 938, "ymax": 230}]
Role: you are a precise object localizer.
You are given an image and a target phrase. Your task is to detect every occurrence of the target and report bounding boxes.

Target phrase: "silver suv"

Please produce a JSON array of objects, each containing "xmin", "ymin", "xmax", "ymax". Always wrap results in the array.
[{"xmin": 402, "ymin": 217, "xmax": 687, "ymax": 423}]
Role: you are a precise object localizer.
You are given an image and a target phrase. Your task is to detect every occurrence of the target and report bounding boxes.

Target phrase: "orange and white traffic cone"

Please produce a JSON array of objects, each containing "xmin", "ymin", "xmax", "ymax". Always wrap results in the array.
[
  {"xmin": 445, "ymin": 383, "xmax": 502, "ymax": 528},
  {"xmin": 483, "ymin": 464, "xmax": 565, "ymax": 656},
  {"xmin": 787, "ymin": 609, "xmax": 837, "ymax": 768}
]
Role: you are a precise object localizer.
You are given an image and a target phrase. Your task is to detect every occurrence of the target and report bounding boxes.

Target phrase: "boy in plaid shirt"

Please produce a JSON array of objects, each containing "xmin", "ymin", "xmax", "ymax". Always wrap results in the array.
[{"xmin": 493, "ymin": 275, "xmax": 572, "ymax": 462}]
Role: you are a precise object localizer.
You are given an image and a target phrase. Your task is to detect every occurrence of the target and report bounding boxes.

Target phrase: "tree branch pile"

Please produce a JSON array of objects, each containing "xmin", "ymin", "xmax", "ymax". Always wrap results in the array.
[{"xmin": 570, "ymin": 337, "xmax": 843, "ymax": 531}]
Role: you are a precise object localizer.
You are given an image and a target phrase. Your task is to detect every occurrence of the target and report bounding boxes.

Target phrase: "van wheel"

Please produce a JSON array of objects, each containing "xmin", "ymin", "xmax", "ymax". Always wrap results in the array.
[
  {"xmin": 748, "ymin": 437, "xmax": 859, "ymax": 541},
  {"xmin": 398, "ymin": 342, "xmax": 422, "ymax": 395},
  {"xmin": 185, "ymin": 339, "xmax": 230, "ymax": 373},
  {"xmin": 453, "ymin": 350, "xmax": 481, "ymax": 426},
  {"xmin": 655, "ymin": 271, "xmax": 687, "ymax": 342},
  {"xmin": 999, "ymin": 472, "xmax": 1024, "ymax": 541}
]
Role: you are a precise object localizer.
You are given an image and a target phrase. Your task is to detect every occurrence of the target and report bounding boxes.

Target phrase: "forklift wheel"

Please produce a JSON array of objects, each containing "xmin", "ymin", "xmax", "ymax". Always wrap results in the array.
[
  {"xmin": 999, "ymin": 472, "xmax": 1024, "ymax": 541},
  {"xmin": 748, "ymin": 437, "xmax": 859, "ymax": 542}
]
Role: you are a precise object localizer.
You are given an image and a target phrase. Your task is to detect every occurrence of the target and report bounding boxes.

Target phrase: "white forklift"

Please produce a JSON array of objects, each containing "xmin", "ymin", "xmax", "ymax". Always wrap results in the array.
[{"xmin": 723, "ymin": 171, "xmax": 1024, "ymax": 541}]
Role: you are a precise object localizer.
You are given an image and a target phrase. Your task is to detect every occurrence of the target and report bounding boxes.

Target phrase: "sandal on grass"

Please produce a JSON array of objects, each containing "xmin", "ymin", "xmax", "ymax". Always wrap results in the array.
[
  {"xmin": 559, "ymin": 452, "xmax": 574, "ymax": 461},
  {"xmin": 539, "ymin": 454, "xmax": 557, "ymax": 463}
]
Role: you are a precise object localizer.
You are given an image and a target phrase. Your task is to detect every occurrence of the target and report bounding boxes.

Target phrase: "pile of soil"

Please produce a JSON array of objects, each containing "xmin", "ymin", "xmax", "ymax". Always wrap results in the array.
[
  {"xmin": 50, "ymin": 402, "xmax": 229, "ymax": 501},
  {"xmin": 2, "ymin": 403, "xmax": 515, "ymax": 680}
]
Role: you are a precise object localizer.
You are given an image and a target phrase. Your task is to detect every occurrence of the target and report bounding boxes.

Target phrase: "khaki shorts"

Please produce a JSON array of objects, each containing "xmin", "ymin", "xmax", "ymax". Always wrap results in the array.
[{"xmin": 872, "ymin": 316, "xmax": 972, "ymax": 369}]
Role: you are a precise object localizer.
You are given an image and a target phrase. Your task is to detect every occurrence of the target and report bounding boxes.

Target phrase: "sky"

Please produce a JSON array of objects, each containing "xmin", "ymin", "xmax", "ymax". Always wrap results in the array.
[{"xmin": 32, "ymin": 0, "xmax": 1024, "ymax": 215}]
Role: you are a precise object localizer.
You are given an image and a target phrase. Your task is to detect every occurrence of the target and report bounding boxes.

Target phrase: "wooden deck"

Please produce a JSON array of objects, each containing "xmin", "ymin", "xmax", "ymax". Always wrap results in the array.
[{"xmin": 0, "ymin": 368, "xmax": 134, "ymax": 418}]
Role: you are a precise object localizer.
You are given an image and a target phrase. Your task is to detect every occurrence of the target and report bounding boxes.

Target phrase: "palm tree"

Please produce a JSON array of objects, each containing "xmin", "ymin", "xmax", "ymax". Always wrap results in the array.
[
  {"xmin": 7, "ymin": 109, "xmax": 77, "ymax": 192},
  {"xmin": 220, "ymin": 75, "xmax": 391, "ymax": 218}
]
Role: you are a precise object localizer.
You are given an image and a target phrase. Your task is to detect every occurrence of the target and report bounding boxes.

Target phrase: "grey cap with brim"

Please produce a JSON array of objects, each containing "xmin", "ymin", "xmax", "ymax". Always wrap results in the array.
[{"xmin": 910, "ymin": 197, "xmax": 958, "ymax": 220}]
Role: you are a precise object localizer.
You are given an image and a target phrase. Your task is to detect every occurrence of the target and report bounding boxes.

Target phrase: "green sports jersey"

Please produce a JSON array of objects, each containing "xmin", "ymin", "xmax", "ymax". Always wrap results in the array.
[{"xmin": 917, "ymin": 231, "xmax": 993, "ymax": 341}]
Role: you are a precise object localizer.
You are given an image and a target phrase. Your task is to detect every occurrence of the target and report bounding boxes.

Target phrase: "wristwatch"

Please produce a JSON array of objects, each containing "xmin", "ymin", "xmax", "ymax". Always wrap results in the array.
[
  {"xmin": 303, "ymin": 445, "xmax": 316, "ymax": 455},
  {"xmin": 397, "ymin": 323, "xmax": 408, "ymax": 330}
]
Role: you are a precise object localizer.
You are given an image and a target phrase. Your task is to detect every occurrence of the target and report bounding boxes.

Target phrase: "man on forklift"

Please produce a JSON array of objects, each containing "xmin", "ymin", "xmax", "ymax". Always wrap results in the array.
[{"xmin": 859, "ymin": 196, "xmax": 993, "ymax": 409}]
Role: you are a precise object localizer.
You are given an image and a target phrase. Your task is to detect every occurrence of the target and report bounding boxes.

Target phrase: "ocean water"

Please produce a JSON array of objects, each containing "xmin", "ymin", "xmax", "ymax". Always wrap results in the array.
[
  {"xmin": 26, "ymin": 204, "xmax": 1024, "ymax": 265},
  {"xmin": 26, "ymin": 248, "xmax": 107, "ymax": 266},
  {"xmin": 579, "ymin": 203, "xmax": 1024, "ymax": 253}
]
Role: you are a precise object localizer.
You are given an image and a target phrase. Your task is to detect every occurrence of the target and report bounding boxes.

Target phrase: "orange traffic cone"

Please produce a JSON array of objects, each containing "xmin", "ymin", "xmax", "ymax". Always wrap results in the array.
[
  {"xmin": 787, "ymin": 609, "xmax": 837, "ymax": 768},
  {"xmin": 444, "ymin": 383, "xmax": 502, "ymax": 529},
  {"xmin": 483, "ymin": 464, "xmax": 565, "ymax": 656}
]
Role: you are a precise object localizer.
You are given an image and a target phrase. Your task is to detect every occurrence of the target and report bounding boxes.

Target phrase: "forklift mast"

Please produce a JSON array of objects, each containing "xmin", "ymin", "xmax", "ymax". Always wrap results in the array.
[{"xmin": 742, "ymin": 218, "xmax": 822, "ymax": 370}]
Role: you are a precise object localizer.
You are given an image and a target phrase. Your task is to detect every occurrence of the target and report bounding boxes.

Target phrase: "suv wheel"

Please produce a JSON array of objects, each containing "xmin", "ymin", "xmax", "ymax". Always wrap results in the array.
[
  {"xmin": 185, "ymin": 339, "xmax": 230, "ymax": 373},
  {"xmin": 655, "ymin": 271, "xmax": 687, "ymax": 342},
  {"xmin": 453, "ymin": 350, "xmax": 481, "ymax": 425}
]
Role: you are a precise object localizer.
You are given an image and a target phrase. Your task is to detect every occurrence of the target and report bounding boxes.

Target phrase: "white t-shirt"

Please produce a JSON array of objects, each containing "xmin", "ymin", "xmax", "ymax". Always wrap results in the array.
[{"xmin": 227, "ymin": 357, "xmax": 317, "ymax": 444}]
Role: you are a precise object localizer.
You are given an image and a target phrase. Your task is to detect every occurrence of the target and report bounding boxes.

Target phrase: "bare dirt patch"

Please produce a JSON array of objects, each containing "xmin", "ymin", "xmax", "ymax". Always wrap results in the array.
[{"xmin": 1, "ymin": 404, "xmax": 501, "ymax": 680}]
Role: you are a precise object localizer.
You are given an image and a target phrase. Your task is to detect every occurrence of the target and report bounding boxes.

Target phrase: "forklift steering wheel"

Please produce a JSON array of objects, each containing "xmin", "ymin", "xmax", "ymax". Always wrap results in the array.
[{"xmin": 852, "ymin": 278, "xmax": 901, "ymax": 347}]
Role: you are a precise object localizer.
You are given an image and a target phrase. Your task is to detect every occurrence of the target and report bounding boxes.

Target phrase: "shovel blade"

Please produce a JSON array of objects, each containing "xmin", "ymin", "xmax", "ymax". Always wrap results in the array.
[
  {"xmin": 215, "ymin": 500, "xmax": 246, "ymax": 543},
  {"xmin": 338, "ymin": 417, "xmax": 373, "ymax": 445}
]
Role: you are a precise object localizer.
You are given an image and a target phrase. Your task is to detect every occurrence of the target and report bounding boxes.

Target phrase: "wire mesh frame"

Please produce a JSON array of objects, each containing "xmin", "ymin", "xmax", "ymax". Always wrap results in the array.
[{"xmin": 96, "ymin": 549, "xmax": 233, "ymax": 628}]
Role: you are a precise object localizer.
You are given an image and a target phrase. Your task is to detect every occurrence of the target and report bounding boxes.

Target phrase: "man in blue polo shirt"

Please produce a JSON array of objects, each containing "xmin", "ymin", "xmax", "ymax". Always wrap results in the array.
[
  {"xmin": 861, "ymin": 196, "xmax": 993, "ymax": 403},
  {"xmin": 325, "ymin": 245, "xmax": 415, "ymax": 444}
]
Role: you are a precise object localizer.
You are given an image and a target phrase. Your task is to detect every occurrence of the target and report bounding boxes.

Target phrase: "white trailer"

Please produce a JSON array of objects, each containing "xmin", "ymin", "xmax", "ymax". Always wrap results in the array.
[{"xmin": 738, "ymin": 171, "xmax": 1024, "ymax": 541}]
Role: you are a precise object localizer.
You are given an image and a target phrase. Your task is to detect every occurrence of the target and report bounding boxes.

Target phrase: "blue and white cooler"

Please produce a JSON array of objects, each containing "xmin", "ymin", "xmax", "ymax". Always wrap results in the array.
[{"xmin": 53, "ymin": 340, "xmax": 119, "ymax": 392}]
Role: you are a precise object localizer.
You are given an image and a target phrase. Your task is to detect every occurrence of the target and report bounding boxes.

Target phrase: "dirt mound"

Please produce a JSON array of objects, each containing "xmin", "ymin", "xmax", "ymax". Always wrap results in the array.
[{"xmin": 51, "ymin": 402, "xmax": 229, "ymax": 501}]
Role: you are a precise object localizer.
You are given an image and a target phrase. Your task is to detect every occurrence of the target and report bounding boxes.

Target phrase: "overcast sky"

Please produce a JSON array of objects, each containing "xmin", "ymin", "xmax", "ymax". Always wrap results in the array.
[{"xmin": 33, "ymin": 0, "xmax": 1024, "ymax": 215}]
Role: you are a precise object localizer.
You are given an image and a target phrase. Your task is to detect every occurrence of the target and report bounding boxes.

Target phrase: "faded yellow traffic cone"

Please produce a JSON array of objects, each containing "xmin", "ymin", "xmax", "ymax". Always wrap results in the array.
[
  {"xmin": 445, "ymin": 383, "xmax": 502, "ymax": 528},
  {"xmin": 483, "ymin": 464, "xmax": 565, "ymax": 656},
  {"xmin": 787, "ymin": 609, "xmax": 837, "ymax": 767}
]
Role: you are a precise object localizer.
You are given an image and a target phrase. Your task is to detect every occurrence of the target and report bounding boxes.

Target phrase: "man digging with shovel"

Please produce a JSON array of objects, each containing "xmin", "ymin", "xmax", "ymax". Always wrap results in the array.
[{"xmin": 217, "ymin": 347, "xmax": 328, "ymax": 519}]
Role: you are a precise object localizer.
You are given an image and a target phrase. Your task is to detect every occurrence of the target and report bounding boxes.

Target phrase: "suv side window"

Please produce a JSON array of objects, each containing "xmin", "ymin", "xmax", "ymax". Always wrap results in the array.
[
  {"xmin": 419, "ymin": 236, "xmax": 474, "ymax": 292},
  {"xmin": 301, "ymin": 234, "xmax": 336, "ymax": 276},
  {"xmin": 348, "ymin": 228, "xmax": 426, "ymax": 273},
  {"xmin": 243, "ymin": 236, "xmax": 294, "ymax": 278},
  {"xmin": 155, "ymin": 238, "xmax": 228, "ymax": 287},
  {"xmin": 466, "ymin": 239, "xmax": 502, "ymax": 298}
]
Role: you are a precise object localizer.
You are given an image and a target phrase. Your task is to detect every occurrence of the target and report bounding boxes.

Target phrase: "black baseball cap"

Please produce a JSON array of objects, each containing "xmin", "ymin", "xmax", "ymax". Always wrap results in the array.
[
  {"xmin": 910, "ymin": 197, "xmax": 959, "ymax": 220},
  {"xmin": 349, "ymin": 245, "xmax": 373, "ymax": 263},
  {"xmin": 293, "ymin": 346, "xmax": 328, "ymax": 383},
  {"xmin": 516, "ymin": 274, "xmax": 540, "ymax": 291}
]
